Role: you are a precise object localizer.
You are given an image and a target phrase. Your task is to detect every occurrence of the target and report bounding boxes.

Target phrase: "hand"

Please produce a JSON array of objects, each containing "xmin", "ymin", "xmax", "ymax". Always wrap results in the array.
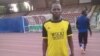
[
  {"xmin": 90, "ymin": 31, "xmax": 92, "ymax": 36},
  {"xmin": 43, "ymin": 53, "xmax": 46, "ymax": 56},
  {"xmin": 43, "ymin": 54, "xmax": 46, "ymax": 56},
  {"xmin": 70, "ymin": 53, "xmax": 74, "ymax": 56}
]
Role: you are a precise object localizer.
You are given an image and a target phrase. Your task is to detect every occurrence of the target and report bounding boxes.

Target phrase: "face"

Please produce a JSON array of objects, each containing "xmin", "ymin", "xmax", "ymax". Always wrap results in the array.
[{"xmin": 51, "ymin": 4, "xmax": 62, "ymax": 19}]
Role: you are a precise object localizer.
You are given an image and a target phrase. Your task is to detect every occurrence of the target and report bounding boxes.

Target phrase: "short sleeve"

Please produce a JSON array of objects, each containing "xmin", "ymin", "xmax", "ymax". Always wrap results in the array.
[
  {"xmin": 67, "ymin": 23, "xmax": 72, "ymax": 37},
  {"xmin": 42, "ymin": 24, "xmax": 47, "ymax": 39}
]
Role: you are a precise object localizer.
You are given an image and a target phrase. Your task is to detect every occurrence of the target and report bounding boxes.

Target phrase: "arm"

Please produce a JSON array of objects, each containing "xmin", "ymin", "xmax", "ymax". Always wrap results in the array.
[
  {"xmin": 88, "ymin": 19, "xmax": 92, "ymax": 36},
  {"xmin": 88, "ymin": 26, "xmax": 92, "ymax": 36},
  {"xmin": 68, "ymin": 36, "xmax": 74, "ymax": 56},
  {"xmin": 43, "ymin": 39, "xmax": 47, "ymax": 56},
  {"xmin": 76, "ymin": 18, "xmax": 78, "ymax": 29},
  {"xmin": 42, "ymin": 24, "xmax": 48, "ymax": 56},
  {"xmin": 67, "ymin": 23, "xmax": 74, "ymax": 56}
]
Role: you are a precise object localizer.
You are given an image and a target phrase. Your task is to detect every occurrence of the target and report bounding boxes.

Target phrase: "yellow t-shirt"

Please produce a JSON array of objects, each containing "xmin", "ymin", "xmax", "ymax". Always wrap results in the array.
[{"xmin": 42, "ymin": 19, "xmax": 72, "ymax": 56}]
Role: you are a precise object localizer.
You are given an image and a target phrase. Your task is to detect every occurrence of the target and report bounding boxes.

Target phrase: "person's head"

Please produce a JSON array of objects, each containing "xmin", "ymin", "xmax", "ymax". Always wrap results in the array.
[
  {"xmin": 50, "ymin": 2, "xmax": 62, "ymax": 21},
  {"xmin": 81, "ymin": 10, "xmax": 87, "ymax": 16}
]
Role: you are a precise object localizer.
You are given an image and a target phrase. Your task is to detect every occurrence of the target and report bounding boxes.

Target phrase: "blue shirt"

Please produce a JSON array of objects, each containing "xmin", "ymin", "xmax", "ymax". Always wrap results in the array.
[{"xmin": 76, "ymin": 15, "xmax": 89, "ymax": 32}]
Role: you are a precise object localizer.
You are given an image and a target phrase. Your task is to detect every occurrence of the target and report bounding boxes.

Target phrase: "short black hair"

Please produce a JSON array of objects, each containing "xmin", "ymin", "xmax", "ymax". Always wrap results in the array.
[{"xmin": 81, "ymin": 10, "xmax": 87, "ymax": 16}]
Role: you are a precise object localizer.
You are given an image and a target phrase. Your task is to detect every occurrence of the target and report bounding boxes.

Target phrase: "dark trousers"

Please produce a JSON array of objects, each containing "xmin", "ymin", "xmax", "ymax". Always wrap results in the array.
[{"xmin": 78, "ymin": 32, "xmax": 88, "ymax": 50}]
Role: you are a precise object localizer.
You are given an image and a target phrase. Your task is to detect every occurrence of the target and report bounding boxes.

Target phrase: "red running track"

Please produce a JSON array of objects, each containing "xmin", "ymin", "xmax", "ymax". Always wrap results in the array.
[{"xmin": 0, "ymin": 32, "xmax": 100, "ymax": 56}]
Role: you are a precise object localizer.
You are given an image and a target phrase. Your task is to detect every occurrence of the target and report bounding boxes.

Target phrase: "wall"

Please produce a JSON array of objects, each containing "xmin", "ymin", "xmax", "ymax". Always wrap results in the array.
[
  {"xmin": 79, "ymin": 0, "xmax": 91, "ymax": 3},
  {"xmin": 92, "ymin": 0, "xmax": 100, "ymax": 5},
  {"xmin": 33, "ymin": 0, "xmax": 46, "ymax": 9},
  {"xmin": 61, "ymin": 0, "xmax": 79, "ymax": 6}
]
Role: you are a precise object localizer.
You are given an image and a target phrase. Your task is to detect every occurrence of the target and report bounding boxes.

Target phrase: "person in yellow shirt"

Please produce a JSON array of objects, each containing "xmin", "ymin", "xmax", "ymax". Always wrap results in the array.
[{"xmin": 42, "ymin": 2, "xmax": 74, "ymax": 56}]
